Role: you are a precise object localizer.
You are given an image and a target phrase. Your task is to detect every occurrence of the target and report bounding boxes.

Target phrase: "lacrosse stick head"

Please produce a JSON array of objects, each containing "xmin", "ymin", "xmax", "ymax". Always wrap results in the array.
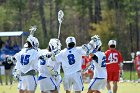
[
  {"xmin": 58, "ymin": 10, "xmax": 64, "ymax": 23},
  {"xmin": 29, "ymin": 25, "xmax": 37, "ymax": 36}
]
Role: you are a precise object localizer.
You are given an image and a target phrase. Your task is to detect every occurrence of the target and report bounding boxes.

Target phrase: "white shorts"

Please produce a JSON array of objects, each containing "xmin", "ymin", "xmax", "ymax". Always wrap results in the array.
[
  {"xmin": 88, "ymin": 78, "xmax": 107, "ymax": 91},
  {"xmin": 63, "ymin": 72, "xmax": 84, "ymax": 91},
  {"xmin": 21, "ymin": 75, "xmax": 37, "ymax": 91},
  {"xmin": 53, "ymin": 75, "xmax": 62, "ymax": 87},
  {"xmin": 38, "ymin": 77, "xmax": 57, "ymax": 92}
]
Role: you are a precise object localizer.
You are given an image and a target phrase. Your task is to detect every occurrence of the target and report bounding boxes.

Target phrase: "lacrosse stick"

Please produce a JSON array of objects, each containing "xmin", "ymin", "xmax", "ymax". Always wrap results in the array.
[
  {"xmin": 57, "ymin": 10, "xmax": 64, "ymax": 39},
  {"xmin": 29, "ymin": 25, "xmax": 37, "ymax": 36}
]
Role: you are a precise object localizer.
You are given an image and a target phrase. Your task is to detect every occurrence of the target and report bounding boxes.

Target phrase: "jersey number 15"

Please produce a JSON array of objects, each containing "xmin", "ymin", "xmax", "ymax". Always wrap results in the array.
[{"xmin": 21, "ymin": 55, "xmax": 30, "ymax": 65}]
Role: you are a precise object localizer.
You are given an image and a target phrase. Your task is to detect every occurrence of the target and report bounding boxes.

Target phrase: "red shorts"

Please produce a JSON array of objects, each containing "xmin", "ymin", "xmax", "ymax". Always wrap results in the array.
[{"xmin": 107, "ymin": 72, "xmax": 120, "ymax": 81}]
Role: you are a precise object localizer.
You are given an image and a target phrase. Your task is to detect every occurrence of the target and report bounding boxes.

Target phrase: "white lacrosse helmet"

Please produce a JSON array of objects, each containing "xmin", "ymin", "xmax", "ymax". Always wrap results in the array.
[
  {"xmin": 136, "ymin": 51, "xmax": 140, "ymax": 56},
  {"xmin": 26, "ymin": 35, "xmax": 39, "ymax": 49},
  {"xmin": 65, "ymin": 36, "xmax": 76, "ymax": 47},
  {"xmin": 49, "ymin": 38, "xmax": 61, "ymax": 51},
  {"xmin": 108, "ymin": 40, "xmax": 116, "ymax": 46}
]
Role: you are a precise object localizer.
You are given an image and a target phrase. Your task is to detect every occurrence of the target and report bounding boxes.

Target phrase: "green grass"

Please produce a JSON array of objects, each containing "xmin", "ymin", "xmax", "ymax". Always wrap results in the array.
[
  {"xmin": 0, "ymin": 71, "xmax": 139, "ymax": 93},
  {"xmin": 0, "ymin": 82, "xmax": 140, "ymax": 93},
  {"xmin": 123, "ymin": 71, "xmax": 138, "ymax": 81}
]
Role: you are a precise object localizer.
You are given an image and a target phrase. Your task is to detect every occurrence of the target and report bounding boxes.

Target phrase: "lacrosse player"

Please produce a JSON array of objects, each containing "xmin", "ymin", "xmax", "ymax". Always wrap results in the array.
[
  {"xmin": 13, "ymin": 35, "xmax": 40, "ymax": 93},
  {"xmin": 87, "ymin": 35, "xmax": 107, "ymax": 93},
  {"xmin": 105, "ymin": 40, "xmax": 123, "ymax": 93},
  {"xmin": 38, "ymin": 49, "xmax": 57, "ymax": 93},
  {"xmin": 48, "ymin": 38, "xmax": 62, "ymax": 93},
  {"xmin": 5, "ymin": 26, "xmax": 39, "ymax": 93},
  {"xmin": 134, "ymin": 51, "xmax": 140, "ymax": 83},
  {"xmin": 47, "ymin": 36, "xmax": 100, "ymax": 93},
  {"xmin": 38, "ymin": 38, "xmax": 62, "ymax": 93},
  {"xmin": 82, "ymin": 56, "xmax": 93, "ymax": 83}
]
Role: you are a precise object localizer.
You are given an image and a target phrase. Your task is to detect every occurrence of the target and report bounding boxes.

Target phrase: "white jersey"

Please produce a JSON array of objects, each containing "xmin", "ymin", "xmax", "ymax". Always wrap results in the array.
[
  {"xmin": 38, "ymin": 49, "xmax": 52, "ymax": 77},
  {"xmin": 14, "ymin": 48, "xmax": 39, "ymax": 74},
  {"xmin": 92, "ymin": 51, "xmax": 107, "ymax": 78},
  {"xmin": 55, "ymin": 47, "xmax": 86, "ymax": 75},
  {"xmin": 53, "ymin": 61, "xmax": 61, "ymax": 74}
]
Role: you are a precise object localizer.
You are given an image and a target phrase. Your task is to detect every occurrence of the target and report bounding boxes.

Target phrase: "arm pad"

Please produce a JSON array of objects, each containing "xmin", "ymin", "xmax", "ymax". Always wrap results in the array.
[{"xmin": 82, "ymin": 40, "xmax": 96, "ymax": 55}]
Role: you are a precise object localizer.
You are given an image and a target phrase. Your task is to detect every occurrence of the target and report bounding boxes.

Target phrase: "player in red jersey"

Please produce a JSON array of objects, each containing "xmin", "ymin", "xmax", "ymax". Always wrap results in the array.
[
  {"xmin": 105, "ymin": 40, "xmax": 123, "ymax": 93},
  {"xmin": 82, "ymin": 56, "xmax": 93, "ymax": 83},
  {"xmin": 134, "ymin": 51, "xmax": 140, "ymax": 83}
]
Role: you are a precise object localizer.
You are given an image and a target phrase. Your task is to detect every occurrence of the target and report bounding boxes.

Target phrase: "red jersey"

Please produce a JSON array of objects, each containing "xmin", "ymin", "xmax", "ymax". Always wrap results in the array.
[
  {"xmin": 82, "ymin": 56, "xmax": 92, "ymax": 70},
  {"xmin": 105, "ymin": 49, "xmax": 123, "ymax": 72},
  {"xmin": 134, "ymin": 56, "xmax": 140, "ymax": 71}
]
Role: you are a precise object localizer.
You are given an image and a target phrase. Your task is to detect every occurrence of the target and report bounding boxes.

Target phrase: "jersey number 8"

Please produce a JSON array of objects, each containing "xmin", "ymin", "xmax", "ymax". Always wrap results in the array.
[{"xmin": 67, "ymin": 54, "xmax": 75, "ymax": 65}]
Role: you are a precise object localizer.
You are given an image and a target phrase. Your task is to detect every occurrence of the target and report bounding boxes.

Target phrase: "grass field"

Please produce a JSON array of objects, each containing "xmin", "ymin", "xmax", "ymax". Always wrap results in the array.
[
  {"xmin": 0, "ymin": 82, "xmax": 140, "ymax": 93},
  {"xmin": 0, "ymin": 71, "xmax": 139, "ymax": 93}
]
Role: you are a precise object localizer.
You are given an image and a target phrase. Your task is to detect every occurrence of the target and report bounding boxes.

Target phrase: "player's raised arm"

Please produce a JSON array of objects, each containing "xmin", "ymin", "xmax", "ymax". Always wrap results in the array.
[
  {"xmin": 82, "ymin": 35, "xmax": 102, "ymax": 55},
  {"xmin": 39, "ymin": 38, "xmax": 61, "ymax": 61}
]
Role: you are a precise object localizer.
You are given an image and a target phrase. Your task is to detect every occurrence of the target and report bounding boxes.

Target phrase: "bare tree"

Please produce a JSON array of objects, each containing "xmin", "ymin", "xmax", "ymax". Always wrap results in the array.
[
  {"xmin": 39, "ymin": 0, "xmax": 47, "ymax": 37},
  {"xmin": 18, "ymin": 0, "xmax": 23, "ymax": 31},
  {"xmin": 88, "ymin": 0, "xmax": 93, "ymax": 23},
  {"xmin": 134, "ymin": 0, "xmax": 139, "ymax": 50},
  {"xmin": 50, "ymin": 0, "xmax": 54, "ymax": 37},
  {"xmin": 55, "ymin": 0, "xmax": 60, "ymax": 38},
  {"xmin": 94, "ymin": 0, "xmax": 102, "ymax": 23},
  {"xmin": 79, "ymin": 0, "xmax": 86, "ymax": 44}
]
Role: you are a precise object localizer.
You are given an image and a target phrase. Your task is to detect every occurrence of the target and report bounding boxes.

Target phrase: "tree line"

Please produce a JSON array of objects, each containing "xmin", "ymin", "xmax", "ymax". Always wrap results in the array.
[{"xmin": 0, "ymin": 0, "xmax": 139, "ymax": 60}]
